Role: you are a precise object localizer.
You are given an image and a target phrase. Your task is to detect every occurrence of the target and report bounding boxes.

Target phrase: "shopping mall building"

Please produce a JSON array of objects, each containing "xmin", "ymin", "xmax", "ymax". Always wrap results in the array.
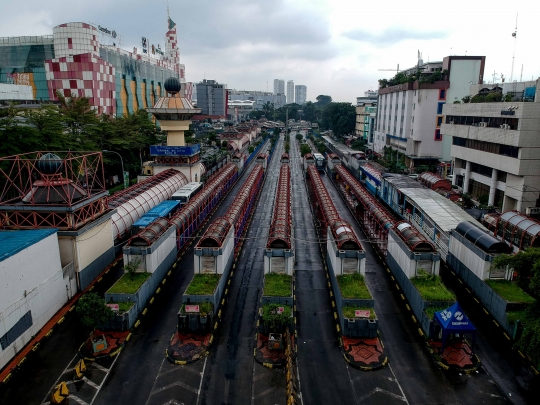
[{"xmin": 0, "ymin": 18, "xmax": 193, "ymax": 116}]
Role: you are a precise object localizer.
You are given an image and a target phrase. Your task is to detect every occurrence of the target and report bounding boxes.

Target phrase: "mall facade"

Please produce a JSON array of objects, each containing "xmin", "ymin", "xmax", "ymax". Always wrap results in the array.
[{"xmin": 0, "ymin": 18, "xmax": 192, "ymax": 116}]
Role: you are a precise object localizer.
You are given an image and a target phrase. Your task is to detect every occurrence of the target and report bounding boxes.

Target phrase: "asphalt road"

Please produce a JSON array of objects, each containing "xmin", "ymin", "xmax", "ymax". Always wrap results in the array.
[
  {"xmin": 289, "ymin": 135, "xmax": 407, "ymax": 405},
  {"xmin": 94, "ymin": 140, "xmax": 272, "ymax": 405},
  {"xmin": 197, "ymin": 136, "xmax": 286, "ymax": 405}
]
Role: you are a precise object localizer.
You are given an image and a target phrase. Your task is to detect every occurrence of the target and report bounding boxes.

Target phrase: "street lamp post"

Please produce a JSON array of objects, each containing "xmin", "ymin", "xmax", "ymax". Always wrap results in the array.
[{"xmin": 103, "ymin": 150, "xmax": 126, "ymax": 189}]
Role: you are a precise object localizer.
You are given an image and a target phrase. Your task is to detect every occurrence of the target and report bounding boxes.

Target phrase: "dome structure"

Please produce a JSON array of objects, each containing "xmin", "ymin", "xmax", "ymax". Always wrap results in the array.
[
  {"xmin": 37, "ymin": 153, "xmax": 63, "ymax": 175},
  {"xmin": 164, "ymin": 77, "xmax": 181, "ymax": 95}
]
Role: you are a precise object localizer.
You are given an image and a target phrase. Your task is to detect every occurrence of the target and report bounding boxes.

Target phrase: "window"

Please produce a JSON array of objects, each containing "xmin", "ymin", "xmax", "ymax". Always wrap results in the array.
[
  {"xmin": 439, "ymin": 89, "xmax": 446, "ymax": 100},
  {"xmin": 1, "ymin": 311, "xmax": 32, "ymax": 350},
  {"xmin": 497, "ymin": 171, "xmax": 507, "ymax": 182},
  {"xmin": 437, "ymin": 102, "xmax": 445, "ymax": 115},
  {"xmin": 434, "ymin": 129, "xmax": 442, "ymax": 140},
  {"xmin": 436, "ymin": 116, "xmax": 443, "ymax": 127}
]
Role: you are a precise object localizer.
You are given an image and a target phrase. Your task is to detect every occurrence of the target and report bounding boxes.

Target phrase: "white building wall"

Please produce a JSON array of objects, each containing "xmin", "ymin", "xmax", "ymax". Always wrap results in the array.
[
  {"xmin": 449, "ymin": 236, "xmax": 491, "ymax": 280},
  {"xmin": 0, "ymin": 233, "xmax": 65, "ymax": 370},
  {"xmin": 410, "ymin": 88, "xmax": 441, "ymax": 158},
  {"xmin": 0, "ymin": 83, "xmax": 33, "ymax": 100},
  {"xmin": 441, "ymin": 59, "xmax": 484, "ymax": 161}
]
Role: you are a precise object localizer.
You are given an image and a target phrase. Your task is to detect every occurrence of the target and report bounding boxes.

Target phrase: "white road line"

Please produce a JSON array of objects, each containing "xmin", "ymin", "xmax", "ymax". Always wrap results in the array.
[
  {"xmin": 69, "ymin": 394, "xmax": 90, "ymax": 405},
  {"xmin": 389, "ymin": 363, "xmax": 409, "ymax": 404},
  {"xmin": 91, "ymin": 362, "xmax": 109, "ymax": 373},
  {"xmin": 41, "ymin": 353, "xmax": 79, "ymax": 404},
  {"xmin": 90, "ymin": 353, "xmax": 120, "ymax": 405},
  {"xmin": 145, "ymin": 357, "xmax": 166, "ymax": 405},
  {"xmin": 195, "ymin": 356, "xmax": 208, "ymax": 405},
  {"xmin": 150, "ymin": 380, "xmax": 199, "ymax": 396}
]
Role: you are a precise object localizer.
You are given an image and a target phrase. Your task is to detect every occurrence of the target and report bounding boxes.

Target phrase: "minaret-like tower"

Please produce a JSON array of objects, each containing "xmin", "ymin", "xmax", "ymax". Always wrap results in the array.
[{"xmin": 144, "ymin": 77, "xmax": 203, "ymax": 182}]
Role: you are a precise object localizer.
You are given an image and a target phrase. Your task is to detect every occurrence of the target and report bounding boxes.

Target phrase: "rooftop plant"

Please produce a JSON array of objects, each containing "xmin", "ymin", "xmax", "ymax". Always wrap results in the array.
[
  {"xmin": 263, "ymin": 273, "xmax": 292, "ymax": 297},
  {"xmin": 262, "ymin": 303, "xmax": 292, "ymax": 332},
  {"xmin": 411, "ymin": 272, "xmax": 455, "ymax": 302},
  {"xmin": 185, "ymin": 274, "xmax": 221, "ymax": 295},
  {"xmin": 337, "ymin": 273, "xmax": 372, "ymax": 299},
  {"xmin": 485, "ymin": 279, "xmax": 535, "ymax": 304},
  {"xmin": 108, "ymin": 272, "xmax": 151, "ymax": 294}
]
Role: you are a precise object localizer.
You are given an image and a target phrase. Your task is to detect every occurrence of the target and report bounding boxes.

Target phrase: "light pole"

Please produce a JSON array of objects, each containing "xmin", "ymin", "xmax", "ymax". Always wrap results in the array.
[{"xmin": 103, "ymin": 150, "xmax": 126, "ymax": 189}]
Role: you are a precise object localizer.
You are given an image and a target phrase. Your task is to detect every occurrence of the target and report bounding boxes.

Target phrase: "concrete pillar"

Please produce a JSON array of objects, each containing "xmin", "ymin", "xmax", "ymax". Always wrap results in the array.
[
  {"xmin": 489, "ymin": 169, "xmax": 498, "ymax": 206},
  {"xmin": 463, "ymin": 161, "xmax": 471, "ymax": 194}
]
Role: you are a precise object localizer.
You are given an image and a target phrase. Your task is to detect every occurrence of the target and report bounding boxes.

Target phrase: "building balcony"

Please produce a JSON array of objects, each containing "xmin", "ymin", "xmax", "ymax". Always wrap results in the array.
[{"xmin": 451, "ymin": 145, "xmax": 540, "ymax": 176}]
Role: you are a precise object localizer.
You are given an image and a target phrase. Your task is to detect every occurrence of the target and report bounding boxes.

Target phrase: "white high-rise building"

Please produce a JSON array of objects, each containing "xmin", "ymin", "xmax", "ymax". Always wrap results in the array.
[
  {"xmin": 273, "ymin": 79, "xmax": 285, "ymax": 95},
  {"xmin": 286, "ymin": 80, "xmax": 294, "ymax": 104},
  {"xmin": 295, "ymin": 85, "xmax": 307, "ymax": 104},
  {"xmin": 374, "ymin": 56, "xmax": 485, "ymax": 172}
]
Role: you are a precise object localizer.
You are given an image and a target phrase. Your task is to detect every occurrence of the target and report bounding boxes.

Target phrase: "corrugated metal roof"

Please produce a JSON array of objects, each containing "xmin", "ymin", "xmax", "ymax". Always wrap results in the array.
[
  {"xmin": 399, "ymin": 188, "xmax": 486, "ymax": 232},
  {"xmin": 0, "ymin": 229, "xmax": 57, "ymax": 262}
]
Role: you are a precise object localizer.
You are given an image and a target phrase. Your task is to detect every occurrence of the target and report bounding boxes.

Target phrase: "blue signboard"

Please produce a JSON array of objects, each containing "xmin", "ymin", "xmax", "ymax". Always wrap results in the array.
[{"xmin": 150, "ymin": 144, "xmax": 201, "ymax": 157}]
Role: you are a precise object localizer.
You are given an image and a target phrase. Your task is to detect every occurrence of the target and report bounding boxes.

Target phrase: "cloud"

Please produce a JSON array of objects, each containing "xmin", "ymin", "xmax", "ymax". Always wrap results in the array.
[{"xmin": 342, "ymin": 28, "xmax": 447, "ymax": 46}]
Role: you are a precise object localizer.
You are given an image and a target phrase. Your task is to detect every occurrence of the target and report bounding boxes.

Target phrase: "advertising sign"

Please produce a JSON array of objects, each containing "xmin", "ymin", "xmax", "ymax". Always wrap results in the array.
[
  {"xmin": 107, "ymin": 304, "xmax": 119, "ymax": 312},
  {"xmin": 142, "ymin": 37, "xmax": 148, "ymax": 54},
  {"xmin": 150, "ymin": 144, "xmax": 201, "ymax": 157},
  {"xmin": 185, "ymin": 305, "xmax": 200, "ymax": 313},
  {"xmin": 123, "ymin": 171, "xmax": 129, "ymax": 189},
  {"xmin": 355, "ymin": 310, "xmax": 370, "ymax": 318},
  {"xmin": 98, "ymin": 25, "xmax": 117, "ymax": 38}
]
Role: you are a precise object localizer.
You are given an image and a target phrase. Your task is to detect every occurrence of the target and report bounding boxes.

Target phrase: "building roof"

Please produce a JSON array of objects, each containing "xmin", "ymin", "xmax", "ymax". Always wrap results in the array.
[
  {"xmin": 0, "ymin": 229, "xmax": 57, "ymax": 262},
  {"xmin": 398, "ymin": 187, "xmax": 486, "ymax": 233}
]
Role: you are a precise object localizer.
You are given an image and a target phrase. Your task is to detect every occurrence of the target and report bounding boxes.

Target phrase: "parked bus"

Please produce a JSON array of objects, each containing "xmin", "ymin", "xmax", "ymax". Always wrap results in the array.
[{"xmin": 171, "ymin": 182, "xmax": 203, "ymax": 205}]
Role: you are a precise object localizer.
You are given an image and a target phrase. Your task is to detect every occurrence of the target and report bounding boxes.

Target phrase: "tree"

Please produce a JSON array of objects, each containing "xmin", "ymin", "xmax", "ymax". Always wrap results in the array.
[
  {"xmin": 315, "ymin": 95, "xmax": 332, "ymax": 108},
  {"xmin": 300, "ymin": 144, "xmax": 311, "ymax": 157},
  {"xmin": 492, "ymin": 250, "xmax": 540, "ymax": 369},
  {"xmin": 124, "ymin": 258, "xmax": 142, "ymax": 280},
  {"xmin": 76, "ymin": 292, "xmax": 114, "ymax": 330},
  {"xmin": 321, "ymin": 102, "xmax": 355, "ymax": 136}
]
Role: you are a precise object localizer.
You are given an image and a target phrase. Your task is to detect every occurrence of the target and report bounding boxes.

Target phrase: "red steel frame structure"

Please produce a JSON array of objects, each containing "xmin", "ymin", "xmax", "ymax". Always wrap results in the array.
[
  {"xmin": 0, "ymin": 151, "xmax": 108, "ymax": 230},
  {"xmin": 483, "ymin": 210, "xmax": 540, "ymax": 251},
  {"xmin": 267, "ymin": 164, "xmax": 291, "ymax": 249},
  {"xmin": 130, "ymin": 164, "xmax": 238, "ymax": 248},
  {"xmin": 307, "ymin": 165, "xmax": 361, "ymax": 251},
  {"xmin": 198, "ymin": 164, "xmax": 265, "ymax": 248},
  {"xmin": 334, "ymin": 164, "xmax": 396, "ymax": 255}
]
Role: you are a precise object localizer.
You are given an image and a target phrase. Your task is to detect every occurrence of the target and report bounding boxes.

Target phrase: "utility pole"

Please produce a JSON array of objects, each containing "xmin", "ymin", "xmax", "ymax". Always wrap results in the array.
[{"xmin": 510, "ymin": 14, "xmax": 518, "ymax": 83}]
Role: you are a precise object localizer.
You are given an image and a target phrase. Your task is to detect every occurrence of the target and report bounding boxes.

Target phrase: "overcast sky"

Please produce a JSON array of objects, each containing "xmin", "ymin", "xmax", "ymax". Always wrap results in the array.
[{"xmin": 1, "ymin": 0, "xmax": 538, "ymax": 103}]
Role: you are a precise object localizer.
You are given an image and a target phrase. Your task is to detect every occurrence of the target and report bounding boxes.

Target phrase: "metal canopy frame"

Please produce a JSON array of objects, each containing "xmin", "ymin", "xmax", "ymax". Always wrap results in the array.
[
  {"xmin": 308, "ymin": 165, "xmax": 362, "ymax": 251},
  {"xmin": 268, "ymin": 165, "xmax": 292, "ymax": 249}
]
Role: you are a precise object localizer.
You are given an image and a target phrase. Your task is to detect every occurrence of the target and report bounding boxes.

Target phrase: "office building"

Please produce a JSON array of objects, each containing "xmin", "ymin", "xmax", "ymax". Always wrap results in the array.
[
  {"xmin": 442, "ymin": 78, "xmax": 540, "ymax": 213},
  {"xmin": 196, "ymin": 79, "xmax": 227, "ymax": 117},
  {"xmin": 228, "ymin": 89, "xmax": 286, "ymax": 110},
  {"xmin": 356, "ymin": 101, "xmax": 377, "ymax": 147},
  {"xmin": 286, "ymin": 80, "xmax": 294, "ymax": 104},
  {"xmin": 374, "ymin": 56, "xmax": 485, "ymax": 172},
  {"xmin": 356, "ymin": 90, "xmax": 378, "ymax": 105},
  {"xmin": 273, "ymin": 79, "xmax": 285, "ymax": 95},
  {"xmin": 0, "ymin": 17, "xmax": 188, "ymax": 116},
  {"xmin": 295, "ymin": 85, "xmax": 307, "ymax": 104}
]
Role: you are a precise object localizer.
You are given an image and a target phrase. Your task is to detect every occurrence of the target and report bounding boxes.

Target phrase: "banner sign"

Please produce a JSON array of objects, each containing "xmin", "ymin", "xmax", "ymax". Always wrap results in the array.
[
  {"xmin": 107, "ymin": 304, "xmax": 119, "ymax": 312},
  {"xmin": 150, "ymin": 144, "xmax": 201, "ymax": 157},
  {"xmin": 185, "ymin": 305, "xmax": 200, "ymax": 313},
  {"xmin": 355, "ymin": 310, "xmax": 370, "ymax": 318}
]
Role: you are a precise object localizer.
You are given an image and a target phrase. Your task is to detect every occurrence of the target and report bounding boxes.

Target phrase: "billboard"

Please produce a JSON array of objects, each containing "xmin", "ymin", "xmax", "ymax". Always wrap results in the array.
[{"xmin": 150, "ymin": 144, "xmax": 201, "ymax": 157}]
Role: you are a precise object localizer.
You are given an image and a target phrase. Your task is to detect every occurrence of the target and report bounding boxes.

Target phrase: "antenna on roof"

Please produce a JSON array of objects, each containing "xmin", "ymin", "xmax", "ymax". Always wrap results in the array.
[{"xmin": 510, "ymin": 13, "xmax": 518, "ymax": 82}]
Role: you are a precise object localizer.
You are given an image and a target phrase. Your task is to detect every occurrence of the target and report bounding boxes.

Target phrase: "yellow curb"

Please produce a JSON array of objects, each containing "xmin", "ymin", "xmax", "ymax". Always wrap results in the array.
[
  {"xmin": 98, "ymin": 277, "xmax": 103, "ymax": 283},
  {"xmin": 32, "ymin": 343, "xmax": 40, "ymax": 352},
  {"xmin": 150, "ymin": 297, "xmax": 155, "ymax": 304},
  {"xmin": 17, "ymin": 357, "xmax": 26, "ymax": 367},
  {"xmin": 46, "ymin": 329, "xmax": 53, "ymax": 337},
  {"xmin": 134, "ymin": 320, "xmax": 140, "ymax": 328},
  {"xmin": 57, "ymin": 316, "xmax": 65, "ymax": 325},
  {"xmin": 142, "ymin": 308, "xmax": 148, "ymax": 315},
  {"xmin": 126, "ymin": 333, "xmax": 132, "ymax": 342}
]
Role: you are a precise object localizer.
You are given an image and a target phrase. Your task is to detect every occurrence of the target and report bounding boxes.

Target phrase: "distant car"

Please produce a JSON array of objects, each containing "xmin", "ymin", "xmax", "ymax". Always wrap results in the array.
[{"xmin": 408, "ymin": 174, "xmax": 419, "ymax": 180}]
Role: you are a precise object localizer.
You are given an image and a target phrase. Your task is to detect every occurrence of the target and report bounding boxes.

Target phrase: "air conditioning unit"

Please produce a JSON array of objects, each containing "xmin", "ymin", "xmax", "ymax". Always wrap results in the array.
[
  {"xmin": 479, "ymin": 122, "xmax": 487, "ymax": 127},
  {"xmin": 526, "ymin": 207, "xmax": 540, "ymax": 215}
]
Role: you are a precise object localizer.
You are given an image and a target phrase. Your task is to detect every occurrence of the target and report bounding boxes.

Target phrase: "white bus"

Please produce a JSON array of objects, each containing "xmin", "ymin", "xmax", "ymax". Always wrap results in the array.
[
  {"xmin": 313, "ymin": 153, "xmax": 326, "ymax": 172},
  {"xmin": 171, "ymin": 182, "xmax": 203, "ymax": 204}
]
